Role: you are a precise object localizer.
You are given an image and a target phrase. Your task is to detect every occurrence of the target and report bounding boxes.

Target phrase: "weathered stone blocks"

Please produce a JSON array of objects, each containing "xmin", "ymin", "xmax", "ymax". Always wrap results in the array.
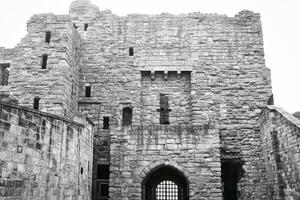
[{"xmin": 0, "ymin": 102, "xmax": 93, "ymax": 200}]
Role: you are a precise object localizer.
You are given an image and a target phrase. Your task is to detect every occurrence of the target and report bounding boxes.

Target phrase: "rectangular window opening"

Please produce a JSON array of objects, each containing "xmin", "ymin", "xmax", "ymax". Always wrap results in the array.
[
  {"xmin": 158, "ymin": 94, "xmax": 171, "ymax": 124},
  {"xmin": 33, "ymin": 97, "xmax": 40, "ymax": 110},
  {"xmin": 129, "ymin": 47, "xmax": 134, "ymax": 56},
  {"xmin": 103, "ymin": 117, "xmax": 109, "ymax": 129},
  {"xmin": 122, "ymin": 107, "xmax": 133, "ymax": 126},
  {"xmin": 45, "ymin": 31, "xmax": 51, "ymax": 43},
  {"xmin": 84, "ymin": 23, "xmax": 88, "ymax": 31},
  {"xmin": 41, "ymin": 54, "xmax": 48, "ymax": 69},
  {"xmin": 0, "ymin": 63, "xmax": 10, "ymax": 86},
  {"xmin": 85, "ymin": 86, "xmax": 91, "ymax": 97}
]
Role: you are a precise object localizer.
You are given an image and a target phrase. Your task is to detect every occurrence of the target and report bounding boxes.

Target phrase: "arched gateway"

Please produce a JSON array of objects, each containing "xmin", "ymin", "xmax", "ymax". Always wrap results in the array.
[{"xmin": 142, "ymin": 166, "xmax": 189, "ymax": 200}]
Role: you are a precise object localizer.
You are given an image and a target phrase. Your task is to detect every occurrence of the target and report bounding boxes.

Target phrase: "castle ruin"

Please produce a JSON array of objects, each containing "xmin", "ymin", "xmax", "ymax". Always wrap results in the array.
[{"xmin": 0, "ymin": 0, "xmax": 299, "ymax": 199}]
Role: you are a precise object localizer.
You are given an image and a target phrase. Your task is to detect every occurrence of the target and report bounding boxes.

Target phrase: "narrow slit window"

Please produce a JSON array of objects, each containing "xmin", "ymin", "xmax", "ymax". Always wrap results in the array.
[
  {"xmin": 33, "ymin": 97, "xmax": 40, "ymax": 110},
  {"xmin": 129, "ymin": 47, "xmax": 134, "ymax": 56},
  {"xmin": 45, "ymin": 31, "xmax": 51, "ymax": 43},
  {"xmin": 103, "ymin": 117, "xmax": 109, "ymax": 129},
  {"xmin": 85, "ymin": 86, "xmax": 91, "ymax": 97},
  {"xmin": 157, "ymin": 94, "xmax": 171, "ymax": 124},
  {"xmin": 41, "ymin": 54, "xmax": 48, "ymax": 69},
  {"xmin": 84, "ymin": 23, "xmax": 88, "ymax": 31}
]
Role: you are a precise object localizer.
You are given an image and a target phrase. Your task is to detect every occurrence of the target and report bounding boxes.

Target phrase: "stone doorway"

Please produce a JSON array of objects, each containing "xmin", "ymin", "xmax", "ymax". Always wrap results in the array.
[
  {"xmin": 143, "ymin": 165, "xmax": 189, "ymax": 200},
  {"xmin": 221, "ymin": 160, "xmax": 244, "ymax": 200}
]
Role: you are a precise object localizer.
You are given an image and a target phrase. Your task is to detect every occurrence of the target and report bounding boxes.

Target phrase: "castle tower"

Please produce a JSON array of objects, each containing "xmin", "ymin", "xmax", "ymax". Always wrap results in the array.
[
  {"xmin": 3, "ymin": 1, "xmax": 296, "ymax": 200},
  {"xmin": 7, "ymin": 13, "xmax": 83, "ymax": 118}
]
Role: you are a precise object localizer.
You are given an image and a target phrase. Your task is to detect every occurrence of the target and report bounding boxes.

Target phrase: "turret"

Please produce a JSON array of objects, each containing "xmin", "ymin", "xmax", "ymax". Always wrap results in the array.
[{"xmin": 69, "ymin": 0, "xmax": 100, "ymax": 32}]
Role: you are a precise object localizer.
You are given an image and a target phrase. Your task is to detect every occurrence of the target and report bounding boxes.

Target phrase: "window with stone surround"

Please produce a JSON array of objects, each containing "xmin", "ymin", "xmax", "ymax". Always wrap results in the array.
[
  {"xmin": 0, "ymin": 63, "xmax": 9, "ymax": 86},
  {"xmin": 96, "ymin": 164, "xmax": 109, "ymax": 199},
  {"xmin": 45, "ymin": 31, "xmax": 51, "ymax": 43},
  {"xmin": 122, "ymin": 107, "xmax": 132, "ymax": 126},
  {"xmin": 41, "ymin": 54, "xmax": 48, "ymax": 69}
]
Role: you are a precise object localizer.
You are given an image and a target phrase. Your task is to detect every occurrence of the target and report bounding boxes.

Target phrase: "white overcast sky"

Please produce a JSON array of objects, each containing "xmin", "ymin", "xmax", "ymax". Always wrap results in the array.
[{"xmin": 0, "ymin": 0, "xmax": 299, "ymax": 113}]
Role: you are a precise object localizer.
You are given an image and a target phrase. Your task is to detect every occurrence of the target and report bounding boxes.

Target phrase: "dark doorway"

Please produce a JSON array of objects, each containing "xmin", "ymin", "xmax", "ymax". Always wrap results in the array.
[
  {"xmin": 95, "ymin": 164, "xmax": 109, "ymax": 200},
  {"xmin": 221, "ymin": 161, "xmax": 243, "ymax": 200},
  {"xmin": 143, "ymin": 166, "xmax": 189, "ymax": 200}
]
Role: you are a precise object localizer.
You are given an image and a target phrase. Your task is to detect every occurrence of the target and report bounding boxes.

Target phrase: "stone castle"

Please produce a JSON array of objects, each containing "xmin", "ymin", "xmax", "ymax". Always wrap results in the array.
[{"xmin": 0, "ymin": 0, "xmax": 299, "ymax": 199}]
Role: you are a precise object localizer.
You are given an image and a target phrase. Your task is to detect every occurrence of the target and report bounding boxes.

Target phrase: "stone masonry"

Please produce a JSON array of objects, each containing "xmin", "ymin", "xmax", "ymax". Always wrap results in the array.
[
  {"xmin": 0, "ymin": 101, "xmax": 93, "ymax": 199},
  {"xmin": 0, "ymin": 0, "xmax": 299, "ymax": 199},
  {"xmin": 260, "ymin": 106, "xmax": 300, "ymax": 199}
]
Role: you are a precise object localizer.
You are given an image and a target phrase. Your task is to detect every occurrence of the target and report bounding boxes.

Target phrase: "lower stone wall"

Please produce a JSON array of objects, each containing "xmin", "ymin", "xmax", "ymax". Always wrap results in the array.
[
  {"xmin": 0, "ymin": 102, "xmax": 94, "ymax": 200},
  {"xmin": 110, "ymin": 124, "xmax": 222, "ymax": 200},
  {"xmin": 260, "ymin": 106, "xmax": 300, "ymax": 200}
]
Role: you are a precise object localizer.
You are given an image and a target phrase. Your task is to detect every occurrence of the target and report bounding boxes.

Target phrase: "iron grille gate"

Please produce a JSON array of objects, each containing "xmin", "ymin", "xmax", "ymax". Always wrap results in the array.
[{"xmin": 144, "ymin": 166, "xmax": 188, "ymax": 200}]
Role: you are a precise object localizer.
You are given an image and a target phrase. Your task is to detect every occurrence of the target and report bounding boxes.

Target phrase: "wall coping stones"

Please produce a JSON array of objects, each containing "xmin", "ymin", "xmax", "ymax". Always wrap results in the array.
[
  {"xmin": 78, "ymin": 99, "xmax": 103, "ymax": 104},
  {"xmin": 0, "ymin": 101, "xmax": 86, "ymax": 127},
  {"xmin": 263, "ymin": 105, "xmax": 300, "ymax": 129}
]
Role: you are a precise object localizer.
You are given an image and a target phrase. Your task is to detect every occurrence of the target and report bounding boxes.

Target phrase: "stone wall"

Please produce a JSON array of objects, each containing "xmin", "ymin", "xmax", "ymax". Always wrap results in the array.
[
  {"xmin": 0, "ymin": 0, "xmax": 276, "ymax": 199},
  {"xmin": 67, "ymin": 1, "xmax": 273, "ymax": 199},
  {"xmin": 110, "ymin": 124, "xmax": 221, "ymax": 200},
  {"xmin": 0, "ymin": 101, "xmax": 93, "ymax": 200},
  {"xmin": 68, "ymin": 3, "xmax": 272, "ymax": 199},
  {"xmin": 5, "ymin": 14, "xmax": 83, "ymax": 118},
  {"xmin": 141, "ymin": 72, "xmax": 191, "ymax": 124},
  {"xmin": 260, "ymin": 106, "xmax": 300, "ymax": 200}
]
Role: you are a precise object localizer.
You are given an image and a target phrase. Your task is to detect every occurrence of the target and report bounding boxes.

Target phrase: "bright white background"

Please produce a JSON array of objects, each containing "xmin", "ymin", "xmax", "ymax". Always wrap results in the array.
[{"xmin": 0, "ymin": 0, "xmax": 299, "ymax": 113}]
